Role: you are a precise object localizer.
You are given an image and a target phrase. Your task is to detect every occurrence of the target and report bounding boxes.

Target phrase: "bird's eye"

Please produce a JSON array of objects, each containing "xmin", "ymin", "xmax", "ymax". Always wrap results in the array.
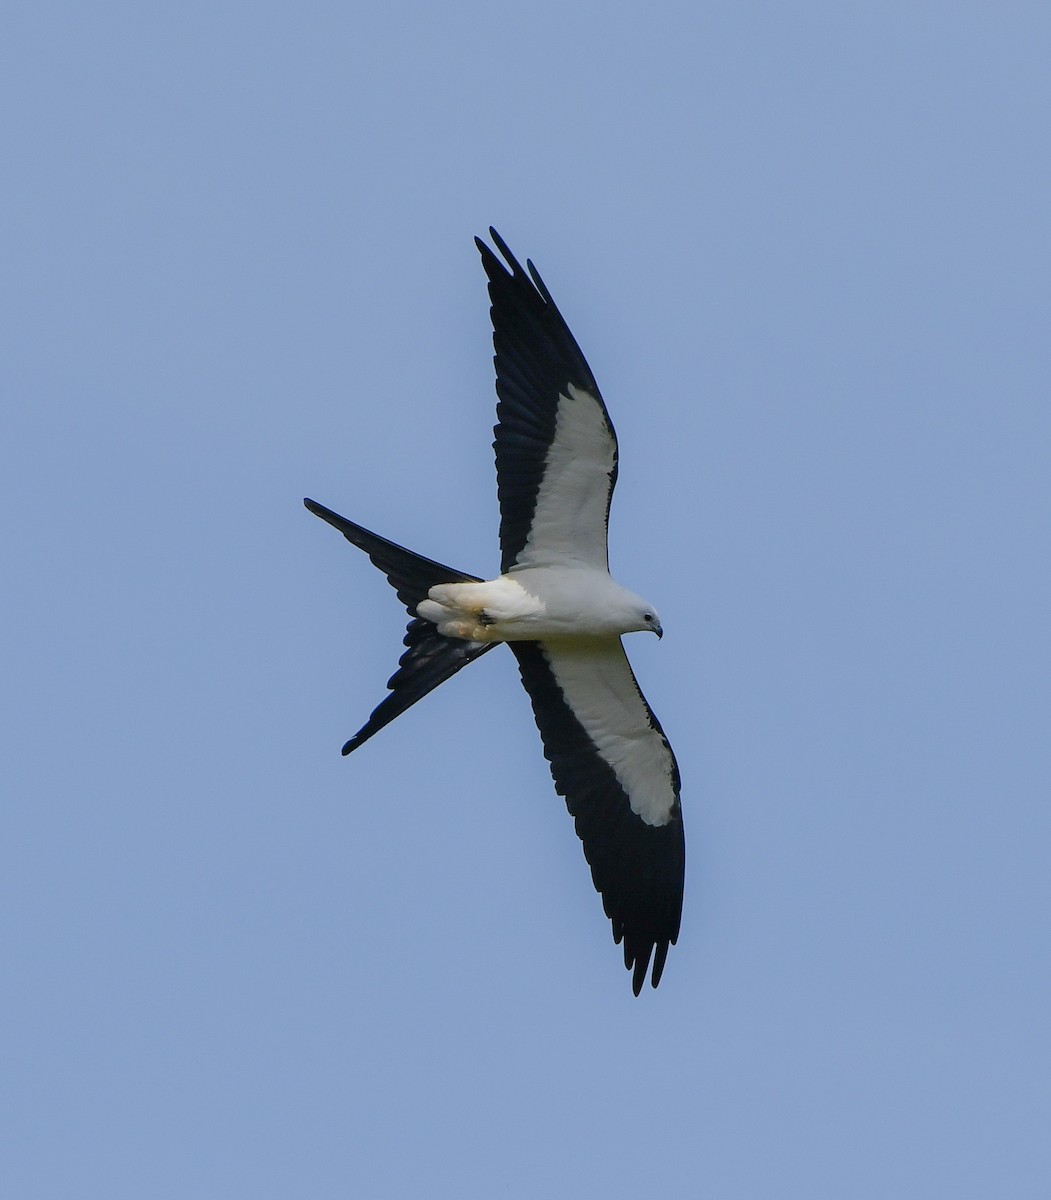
[{"xmin": 644, "ymin": 613, "xmax": 654, "ymax": 622}]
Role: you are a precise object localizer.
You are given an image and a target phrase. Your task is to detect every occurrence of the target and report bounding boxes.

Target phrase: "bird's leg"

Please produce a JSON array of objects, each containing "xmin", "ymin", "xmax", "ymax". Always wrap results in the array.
[{"xmin": 418, "ymin": 584, "xmax": 500, "ymax": 642}]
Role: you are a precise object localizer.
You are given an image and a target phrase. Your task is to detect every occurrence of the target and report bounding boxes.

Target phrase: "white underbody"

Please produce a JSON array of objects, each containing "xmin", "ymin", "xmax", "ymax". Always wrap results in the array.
[
  {"xmin": 418, "ymin": 566, "xmax": 674, "ymax": 826},
  {"xmin": 412, "ymin": 379, "xmax": 675, "ymax": 826},
  {"xmin": 417, "ymin": 566, "xmax": 654, "ymax": 643}
]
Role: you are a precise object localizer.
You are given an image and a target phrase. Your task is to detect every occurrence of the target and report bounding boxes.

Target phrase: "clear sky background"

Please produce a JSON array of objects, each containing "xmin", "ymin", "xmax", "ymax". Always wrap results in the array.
[{"xmin": 4, "ymin": 3, "xmax": 1049, "ymax": 1197}]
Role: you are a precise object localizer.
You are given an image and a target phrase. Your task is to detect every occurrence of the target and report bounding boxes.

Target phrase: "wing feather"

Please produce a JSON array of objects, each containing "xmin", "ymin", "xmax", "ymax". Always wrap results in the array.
[
  {"xmin": 477, "ymin": 231, "xmax": 619, "ymax": 572},
  {"xmin": 511, "ymin": 639, "xmax": 684, "ymax": 994}
]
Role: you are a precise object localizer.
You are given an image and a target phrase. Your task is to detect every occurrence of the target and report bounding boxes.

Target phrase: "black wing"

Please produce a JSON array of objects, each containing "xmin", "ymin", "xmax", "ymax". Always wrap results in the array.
[
  {"xmin": 511, "ymin": 639, "xmax": 684, "ymax": 995},
  {"xmin": 477, "ymin": 230, "xmax": 619, "ymax": 573}
]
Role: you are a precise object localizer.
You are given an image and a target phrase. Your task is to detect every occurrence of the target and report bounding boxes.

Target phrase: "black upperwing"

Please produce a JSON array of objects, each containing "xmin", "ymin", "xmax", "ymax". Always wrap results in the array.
[
  {"xmin": 304, "ymin": 499, "xmax": 497, "ymax": 753},
  {"xmin": 477, "ymin": 230, "xmax": 619, "ymax": 573}
]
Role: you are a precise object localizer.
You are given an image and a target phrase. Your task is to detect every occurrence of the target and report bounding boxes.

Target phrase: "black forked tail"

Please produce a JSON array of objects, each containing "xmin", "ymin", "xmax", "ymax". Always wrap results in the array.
[{"xmin": 304, "ymin": 499, "xmax": 497, "ymax": 753}]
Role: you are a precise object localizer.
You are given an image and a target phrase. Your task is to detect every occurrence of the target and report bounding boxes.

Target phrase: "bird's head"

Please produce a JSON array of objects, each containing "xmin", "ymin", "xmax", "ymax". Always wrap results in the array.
[{"xmin": 630, "ymin": 600, "xmax": 663, "ymax": 639}]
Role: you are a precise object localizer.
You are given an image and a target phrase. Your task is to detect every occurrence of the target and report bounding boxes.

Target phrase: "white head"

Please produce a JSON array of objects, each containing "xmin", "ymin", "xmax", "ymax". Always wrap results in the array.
[
  {"xmin": 617, "ymin": 589, "xmax": 663, "ymax": 638},
  {"xmin": 636, "ymin": 603, "xmax": 663, "ymax": 639}
]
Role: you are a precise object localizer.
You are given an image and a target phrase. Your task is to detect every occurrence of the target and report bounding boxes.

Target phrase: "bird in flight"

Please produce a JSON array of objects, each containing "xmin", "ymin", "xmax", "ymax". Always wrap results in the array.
[{"xmin": 305, "ymin": 230, "xmax": 684, "ymax": 994}]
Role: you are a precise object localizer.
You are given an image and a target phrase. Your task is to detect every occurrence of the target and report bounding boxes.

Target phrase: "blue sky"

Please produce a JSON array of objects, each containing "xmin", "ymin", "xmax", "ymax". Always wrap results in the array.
[{"xmin": 4, "ymin": 3, "xmax": 1050, "ymax": 1196}]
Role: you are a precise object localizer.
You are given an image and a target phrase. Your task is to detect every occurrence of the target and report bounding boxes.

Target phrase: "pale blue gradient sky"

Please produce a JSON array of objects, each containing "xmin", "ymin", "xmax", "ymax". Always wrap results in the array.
[{"xmin": 3, "ymin": 3, "xmax": 1050, "ymax": 1197}]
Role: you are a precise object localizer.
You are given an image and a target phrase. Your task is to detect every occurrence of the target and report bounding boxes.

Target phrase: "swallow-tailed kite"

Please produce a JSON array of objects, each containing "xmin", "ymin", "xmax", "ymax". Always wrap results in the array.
[{"xmin": 305, "ymin": 230, "xmax": 684, "ymax": 994}]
